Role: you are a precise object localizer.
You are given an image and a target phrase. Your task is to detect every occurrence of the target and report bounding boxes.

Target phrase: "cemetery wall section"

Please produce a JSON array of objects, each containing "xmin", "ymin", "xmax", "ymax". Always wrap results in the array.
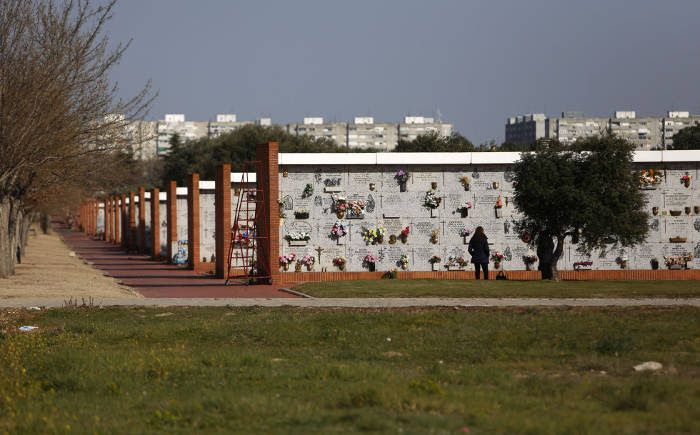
[{"xmin": 277, "ymin": 150, "xmax": 700, "ymax": 275}]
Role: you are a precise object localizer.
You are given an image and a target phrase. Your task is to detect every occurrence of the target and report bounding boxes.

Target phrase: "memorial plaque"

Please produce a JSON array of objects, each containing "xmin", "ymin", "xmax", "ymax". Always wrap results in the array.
[
  {"xmin": 646, "ymin": 218, "xmax": 662, "ymax": 243},
  {"xmin": 593, "ymin": 248, "xmax": 621, "ymax": 269},
  {"xmin": 381, "ymin": 193, "xmax": 405, "ymax": 218},
  {"xmin": 444, "ymin": 192, "xmax": 472, "ymax": 217},
  {"xmin": 443, "ymin": 169, "xmax": 472, "ymax": 193},
  {"xmin": 631, "ymin": 243, "xmax": 661, "ymax": 270},
  {"xmin": 445, "ymin": 220, "xmax": 469, "ymax": 242},
  {"xmin": 471, "ymin": 194, "xmax": 501, "ymax": 218},
  {"xmin": 664, "ymin": 192, "xmax": 692, "ymax": 209},
  {"xmin": 662, "ymin": 216, "xmax": 690, "ymax": 240},
  {"xmin": 661, "ymin": 243, "xmax": 693, "ymax": 258},
  {"xmin": 411, "ymin": 246, "xmax": 439, "ymax": 270},
  {"xmin": 318, "ymin": 245, "xmax": 346, "ymax": 271},
  {"xmin": 664, "ymin": 165, "xmax": 695, "ymax": 190},
  {"xmin": 347, "ymin": 166, "xmax": 375, "ymax": 188},
  {"xmin": 378, "ymin": 245, "xmax": 407, "ymax": 270},
  {"xmin": 407, "ymin": 165, "xmax": 444, "ymax": 191}
]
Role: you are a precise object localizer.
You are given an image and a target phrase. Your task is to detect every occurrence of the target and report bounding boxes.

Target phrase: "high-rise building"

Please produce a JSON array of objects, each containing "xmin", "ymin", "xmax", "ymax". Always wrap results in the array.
[{"xmin": 506, "ymin": 110, "xmax": 700, "ymax": 149}]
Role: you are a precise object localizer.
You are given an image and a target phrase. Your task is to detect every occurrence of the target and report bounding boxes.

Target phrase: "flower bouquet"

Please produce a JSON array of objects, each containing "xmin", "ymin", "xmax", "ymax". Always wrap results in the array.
[
  {"xmin": 362, "ymin": 226, "xmax": 386, "ymax": 245},
  {"xmin": 279, "ymin": 253, "xmax": 296, "ymax": 271},
  {"xmin": 460, "ymin": 176, "xmax": 470, "ymax": 191},
  {"xmin": 399, "ymin": 226, "xmax": 410, "ymax": 243},
  {"xmin": 445, "ymin": 256, "xmax": 468, "ymax": 270},
  {"xmin": 460, "ymin": 228, "xmax": 473, "ymax": 239},
  {"xmin": 347, "ymin": 199, "xmax": 365, "ymax": 218},
  {"xmin": 664, "ymin": 253, "xmax": 693, "ymax": 270},
  {"xmin": 363, "ymin": 253, "xmax": 378, "ymax": 271},
  {"xmin": 302, "ymin": 183, "xmax": 314, "ymax": 198},
  {"xmin": 491, "ymin": 251, "xmax": 505, "ymax": 269},
  {"xmin": 300, "ymin": 254, "xmax": 315, "ymax": 271},
  {"xmin": 424, "ymin": 190, "xmax": 442, "ymax": 217},
  {"xmin": 395, "ymin": 170, "xmax": 409, "ymax": 191},
  {"xmin": 457, "ymin": 201, "xmax": 472, "ymax": 217},
  {"xmin": 285, "ymin": 232, "xmax": 310, "ymax": 246},
  {"xmin": 332, "ymin": 194, "xmax": 348, "ymax": 217},
  {"xmin": 430, "ymin": 229, "xmax": 439, "ymax": 244},
  {"xmin": 573, "ymin": 260, "xmax": 593, "ymax": 271},
  {"xmin": 331, "ymin": 221, "xmax": 348, "ymax": 244},
  {"xmin": 681, "ymin": 173, "xmax": 692, "ymax": 188},
  {"xmin": 333, "ymin": 257, "xmax": 347, "ymax": 271},
  {"xmin": 294, "ymin": 209, "xmax": 310, "ymax": 219},
  {"xmin": 523, "ymin": 254, "xmax": 538, "ymax": 271},
  {"xmin": 429, "ymin": 255, "xmax": 441, "ymax": 271},
  {"xmin": 278, "ymin": 199, "xmax": 286, "ymax": 218},
  {"xmin": 399, "ymin": 254, "xmax": 409, "ymax": 270},
  {"xmin": 639, "ymin": 170, "xmax": 663, "ymax": 189}
]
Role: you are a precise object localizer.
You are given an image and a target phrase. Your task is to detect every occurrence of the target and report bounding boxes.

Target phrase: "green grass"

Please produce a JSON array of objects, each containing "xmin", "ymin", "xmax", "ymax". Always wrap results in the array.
[
  {"xmin": 1, "ymin": 306, "xmax": 698, "ymax": 433},
  {"xmin": 296, "ymin": 279, "xmax": 700, "ymax": 298}
]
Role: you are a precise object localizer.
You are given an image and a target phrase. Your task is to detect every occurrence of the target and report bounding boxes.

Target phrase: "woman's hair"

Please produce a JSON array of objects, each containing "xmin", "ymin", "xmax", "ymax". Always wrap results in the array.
[{"xmin": 471, "ymin": 226, "xmax": 486, "ymax": 243}]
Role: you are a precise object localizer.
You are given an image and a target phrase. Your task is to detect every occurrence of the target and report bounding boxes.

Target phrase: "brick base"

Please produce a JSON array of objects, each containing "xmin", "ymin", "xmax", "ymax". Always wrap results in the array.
[{"xmin": 280, "ymin": 269, "xmax": 700, "ymax": 284}]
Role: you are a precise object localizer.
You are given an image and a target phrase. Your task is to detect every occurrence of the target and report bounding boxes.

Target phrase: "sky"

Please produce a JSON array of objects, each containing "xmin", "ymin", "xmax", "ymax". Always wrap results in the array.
[{"xmin": 105, "ymin": 0, "xmax": 700, "ymax": 144}]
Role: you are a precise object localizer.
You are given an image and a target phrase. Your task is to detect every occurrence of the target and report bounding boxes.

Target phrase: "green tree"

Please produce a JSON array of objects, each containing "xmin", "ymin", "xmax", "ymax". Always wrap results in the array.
[
  {"xmin": 512, "ymin": 134, "xmax": 648, "ymax": 280},
  {"xmin": 396, "ymin": 132, "xmax": 475, "ymax": 152},
  {"xmin": 668, "ymin": 125, "xmax": 700, "ymax": 150},
  {"xmin": 161, "ymin": 125, "xmax": 359, "ymax": 185}
]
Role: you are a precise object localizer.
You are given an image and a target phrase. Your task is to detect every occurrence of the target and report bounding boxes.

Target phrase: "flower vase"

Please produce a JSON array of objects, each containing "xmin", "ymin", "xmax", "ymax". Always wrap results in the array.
[
  {"xmin": 460, "ymin": 209, "xmax": 468, "ymax": 218},
  {"xmin": 399, "ymin": 182, "xmax": 407, "ymax": 192},
  {"xmin": 494, "ymin": 261, "xmax": 501, "ymax": 270},
  {"xmin": 430, "ymin": 208, "xmax": 437, "ymax": 218},
  {"xmin": 685, "ymin": 207, "xmax": 691, "ymax": 215},
  {"xmin": 684, "ymin": 179, "xmax": 690, "ymax": 188},
  {"xmin": 283, "ymin": 263, "xmax": 289, "ymax": 271},
  {"xmin": 401, "ymin": 264, "xmax": 407, "ymax": 270},
  {"xmin": 695, "ymin": 206, "xmax": 700, "ymax": 214},
  {"xmin": 306, "ymin": 264, "xmax": 313, "ymax": 272},
  {"xmin": 339, "ymin": 263, "xmax": 345, "ymax": 271},
  {"xmin": 400, "ymin": 234, "xmax": 407, "ymax": 244},
  {"xmin": 652, "ymin": 207, "xmax": 658, "ymax": 215},
  {"xmin": 368, "ymin": 263, "xmax": 376, "ymax": 272},
  {"xmin": 337, "ymin": 211, "xmax": 345, "ymax": 219},
  {"xmin": 432, "ymin": 263, "xmax": 439, "ymax": 271},
  {"xmin": 495, "ymin": 207, "xmax": 502, "ymax": 218},
  {"xmin": 463, "ymin": 236, "xmax": 469, "ymax": 245},
  {"xmin": 295, "ymin": 263, "xmax": 302, "ymax": 272},
  {"xmin": 336, "ymin": 237, "xmax": 345, "ymax": 246},
  {"xmin": 377, "ymin": 236, "xmax": 384, "ymax": 244}
]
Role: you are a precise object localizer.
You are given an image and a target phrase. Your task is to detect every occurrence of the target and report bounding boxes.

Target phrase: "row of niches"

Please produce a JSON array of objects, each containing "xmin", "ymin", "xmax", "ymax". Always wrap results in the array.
[
  {"xmin": 280, "ymin": 164, "xmax": 699, "ymax": 194},
  {"xmin": 278, "ymin": 240, "xmax": 700, "ymax": 272}
]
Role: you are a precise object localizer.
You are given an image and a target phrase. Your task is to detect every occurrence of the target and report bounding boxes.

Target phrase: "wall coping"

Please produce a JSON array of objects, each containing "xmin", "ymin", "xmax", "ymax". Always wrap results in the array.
[{"xmin": 278, "ymin": 150, "xmax": 700, "ymax": 166}]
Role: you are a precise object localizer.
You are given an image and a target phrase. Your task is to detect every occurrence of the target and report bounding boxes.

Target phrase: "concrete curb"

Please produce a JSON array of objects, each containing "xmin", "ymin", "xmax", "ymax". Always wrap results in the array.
[{"xmin": 278, "ymin": 288, "xmax": 314, "ymax": 298}]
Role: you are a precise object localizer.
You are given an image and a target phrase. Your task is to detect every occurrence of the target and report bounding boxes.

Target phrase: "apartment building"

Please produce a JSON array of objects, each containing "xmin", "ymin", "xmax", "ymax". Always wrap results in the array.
[
  {"xmin": 506, "ymin": 110, "xmax": 699, "ymax": 150},
  {"xmin": 288, "ymin": 116, "xmax": 453, "ymax": 151}
]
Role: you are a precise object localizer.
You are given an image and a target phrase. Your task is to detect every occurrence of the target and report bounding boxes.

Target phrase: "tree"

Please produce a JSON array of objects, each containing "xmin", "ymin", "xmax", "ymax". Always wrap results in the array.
[
  {"xmin": 0, "ymin": 0, "xmax": 152, "ymax": 277},
  {"xmin": 669, "ymin": 125, "xmax": 700, "ymax": 150},
  {"xmin": 396, "ymin": 132, "xmax": 475, "ymax": 152},
  {"xmin": 161, "ymin": 124, "xmax": 360, "ymax": 186},
  {"xmin": 512, "ymin": 134, "xmax": 648, "ymax": 280}
]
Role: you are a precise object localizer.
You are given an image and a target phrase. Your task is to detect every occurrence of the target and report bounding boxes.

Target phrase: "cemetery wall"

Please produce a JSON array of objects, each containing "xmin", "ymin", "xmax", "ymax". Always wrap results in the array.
[{"xmin": 277, "ymin": 151, "xmax": 700, "ymax": 273}]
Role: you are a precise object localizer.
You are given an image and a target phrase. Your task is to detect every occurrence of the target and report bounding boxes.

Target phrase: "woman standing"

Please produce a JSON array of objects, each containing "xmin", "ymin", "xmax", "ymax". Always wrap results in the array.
[{"xmin": 468, "ymin": 226, "xmax": 490, "ymax": 280}]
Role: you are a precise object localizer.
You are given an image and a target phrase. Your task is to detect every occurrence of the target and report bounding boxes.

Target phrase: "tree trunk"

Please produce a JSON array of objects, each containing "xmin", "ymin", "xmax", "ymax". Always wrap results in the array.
[
  {"xmin": 40, "ymin": 213, "xmax": 50, "ymax": 234},
  {"xmin": 551, "ymin": 235, "xmax": 566, "ymax": 281},
  {"xmin": 19, "ymin": 211, "xmax": 35, "ymax": 257},
  {"xmin": 0, "ymin": 196, "xmax": 21, "ymax": 278}
]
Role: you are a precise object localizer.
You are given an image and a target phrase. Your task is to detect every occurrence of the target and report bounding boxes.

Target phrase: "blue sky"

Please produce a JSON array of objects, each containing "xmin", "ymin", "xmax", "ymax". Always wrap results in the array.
[{"xmin": 106, "ymin": 0, "xmax": 700, "ymax": 144}]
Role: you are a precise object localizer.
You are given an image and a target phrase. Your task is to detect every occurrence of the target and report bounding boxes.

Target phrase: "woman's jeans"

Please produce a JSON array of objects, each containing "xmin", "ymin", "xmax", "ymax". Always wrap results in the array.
[{"xmin": 475, "ymin": 262, "xmax": 488, "ymax": 280}]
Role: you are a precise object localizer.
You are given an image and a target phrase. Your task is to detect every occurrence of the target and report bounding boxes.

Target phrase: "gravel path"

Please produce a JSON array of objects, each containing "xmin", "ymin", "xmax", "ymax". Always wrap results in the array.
[{"xmin": 1, "ymin": 297, "xmax": 698, "ymax": 308}]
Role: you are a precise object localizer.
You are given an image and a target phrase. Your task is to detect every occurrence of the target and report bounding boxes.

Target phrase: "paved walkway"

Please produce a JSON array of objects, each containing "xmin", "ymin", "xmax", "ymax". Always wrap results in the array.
[
  {"xmin": 58, "ymin": 227, "xmax": 296, "ymax": 299},
  {"xmin": 1, "ymin": 297, "xmax": 698, "ymax": 308}
]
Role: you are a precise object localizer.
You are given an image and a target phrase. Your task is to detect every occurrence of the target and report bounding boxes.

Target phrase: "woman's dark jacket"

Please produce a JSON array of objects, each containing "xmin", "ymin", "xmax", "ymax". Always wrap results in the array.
[{"xmin": 468, "ymin": 235, "xmax": 490, "ymax": 264}]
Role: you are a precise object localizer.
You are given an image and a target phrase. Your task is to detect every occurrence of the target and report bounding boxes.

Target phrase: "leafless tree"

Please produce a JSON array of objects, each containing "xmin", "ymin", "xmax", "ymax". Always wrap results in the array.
[{"xmin": 0, "ymin": 0, "xmax": 153, "ymax": 276}]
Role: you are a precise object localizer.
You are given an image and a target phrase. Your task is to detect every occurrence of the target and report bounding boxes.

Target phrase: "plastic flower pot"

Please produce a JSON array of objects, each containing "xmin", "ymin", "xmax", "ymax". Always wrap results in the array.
[
  {"xmin": 368, "ymin": 263, "xmax": 375, "ymax": 272},
  {"xmin": 283, "ymin": 263, "xmax": 289, "ymax": 271},
  {"xmin": 432, "ymin": 263, "xmax": 440, "ymax": 271},
  {"xmin": 336, "ymin": 211, "xmax": 344, "ymax": 219},
  {"xmin": 399, "ymin": 182, "xmax": 407, "ymax": 192}
]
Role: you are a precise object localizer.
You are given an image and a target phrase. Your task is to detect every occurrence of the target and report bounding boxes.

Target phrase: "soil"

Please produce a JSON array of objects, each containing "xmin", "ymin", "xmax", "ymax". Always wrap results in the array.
[{"xmin": 0, "ymin": 228, "xmax": 140, "ymax": 299}]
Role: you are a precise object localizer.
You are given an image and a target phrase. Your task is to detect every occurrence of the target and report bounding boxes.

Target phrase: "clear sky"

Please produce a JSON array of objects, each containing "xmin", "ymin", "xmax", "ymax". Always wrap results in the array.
[{"xmin": 106, "ymin": 0, "xmax": 700, "ymax": 144}]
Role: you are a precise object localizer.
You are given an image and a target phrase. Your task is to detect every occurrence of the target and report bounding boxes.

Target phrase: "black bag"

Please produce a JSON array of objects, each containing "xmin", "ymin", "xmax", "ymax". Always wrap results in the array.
[{"xmin": 496, "ymin": 271, "xmax": 508, "ymax": 280}]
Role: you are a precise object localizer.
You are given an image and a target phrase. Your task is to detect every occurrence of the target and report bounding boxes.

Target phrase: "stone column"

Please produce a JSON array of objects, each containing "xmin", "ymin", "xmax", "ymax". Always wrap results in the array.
[{"xmin": 187, "ymin": 173, "xmax": 201, "ymax": 270}]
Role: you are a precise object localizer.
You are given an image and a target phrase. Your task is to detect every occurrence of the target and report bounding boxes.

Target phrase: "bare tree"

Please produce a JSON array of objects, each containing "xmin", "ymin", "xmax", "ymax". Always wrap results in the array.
[{"xmin": 0, "ymin": 0, "xmax": 153, "ymax": 277}]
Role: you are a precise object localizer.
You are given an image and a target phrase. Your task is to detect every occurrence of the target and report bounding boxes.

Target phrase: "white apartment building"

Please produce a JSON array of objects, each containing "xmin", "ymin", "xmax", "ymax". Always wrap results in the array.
[
  {"xmin": 506, "ymin": 110, "xmax": 700, "ymax": 150},
  {"xmin": 287, "ymin": 116, "xmax": 453, "ymax": 150}
]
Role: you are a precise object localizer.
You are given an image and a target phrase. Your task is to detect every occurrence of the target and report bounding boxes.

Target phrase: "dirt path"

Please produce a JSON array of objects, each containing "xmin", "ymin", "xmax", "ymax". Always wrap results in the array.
[{"xmin": 0, "ymin": 228, "xmax": 140, "ymax": 299}]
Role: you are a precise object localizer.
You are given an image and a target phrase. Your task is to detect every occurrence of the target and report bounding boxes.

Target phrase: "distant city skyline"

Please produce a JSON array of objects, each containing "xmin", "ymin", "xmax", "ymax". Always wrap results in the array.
[{"xmin": 105, "ymin": 0, "xmax": 700, "ymax": 145}]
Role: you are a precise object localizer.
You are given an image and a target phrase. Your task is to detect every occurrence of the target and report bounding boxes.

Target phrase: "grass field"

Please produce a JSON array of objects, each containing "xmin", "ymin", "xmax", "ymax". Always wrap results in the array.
[
  {"xmin": 295, "ymin": 279, "xmax": 700, "ymax": 298},
  {"xmin": 1, "ymin": 306, "xmax": 698, "ymax": 433}
]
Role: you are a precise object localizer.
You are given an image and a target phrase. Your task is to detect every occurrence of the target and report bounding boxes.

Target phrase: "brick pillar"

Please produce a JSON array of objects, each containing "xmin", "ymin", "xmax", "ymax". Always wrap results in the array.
[
  {"xmin": 120, "ymin": 194, "xmax": 127, "ymax": 247},
  {"xmin": 138, "ymin": 187, "xmax": 146, "ymax": 254},
  {"xmin": 128, "ymin": 191, "xmax": 136, "ymax": 251},
  {"xmin": 91, "ymin": 201, "xmax": 96, "ymax": 236},
  {"xmin": 215, "ymin": 164, "xmax": 231, "ymax": 279},
  {"xmin": 187, "ymin": 173, "xmax": 201, "ymax": 270},
  {"xmin": 256, "ymin": 142, "xmax": 280, "ymax": 284},
  {"xmin": 166, "ymin": 181, "xmax": 177, "ymax": 262},
  {"xmin": 111, "ymin": 197, "xmax": 117, "ymax": 243},
  {"xmin": 151, "ymin": 188, "xmax": 160, "ymax": 259}
]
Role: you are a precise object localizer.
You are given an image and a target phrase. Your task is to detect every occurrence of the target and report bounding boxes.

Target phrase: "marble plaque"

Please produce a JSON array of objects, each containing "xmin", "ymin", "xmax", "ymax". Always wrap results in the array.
[
  {"xmin": 664, "ymin": 192, "xmax": 692, "ymax": 209},
  {"xmin": 662, "ymin": 216, "xmax": 690, "ymax": 240}
]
